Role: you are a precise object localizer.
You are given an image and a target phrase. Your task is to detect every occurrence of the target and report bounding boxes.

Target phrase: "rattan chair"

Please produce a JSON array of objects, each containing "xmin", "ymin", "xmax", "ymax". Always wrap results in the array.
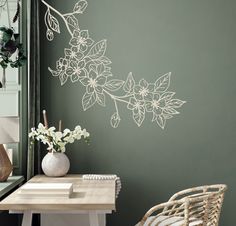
[{"xmin": 135, "ymin": 184, "xmax": 227, "ymax": 226}]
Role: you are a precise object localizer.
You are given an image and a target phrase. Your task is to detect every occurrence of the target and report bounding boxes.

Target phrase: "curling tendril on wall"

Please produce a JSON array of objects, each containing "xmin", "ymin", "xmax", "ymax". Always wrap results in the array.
[{"xmin": 41, "ymin": 0, "xmax": 186, "ymax": 129}]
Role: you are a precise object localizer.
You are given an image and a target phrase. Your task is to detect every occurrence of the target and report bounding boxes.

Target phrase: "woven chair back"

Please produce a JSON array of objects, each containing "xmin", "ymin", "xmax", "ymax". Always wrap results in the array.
[
  {"xmin": 167, "ymin": 184, "xmax": 227, "ymax": 226},
  {"xmin": 139, "ymin": 184, "xmax": 227, "ymax": 226}
]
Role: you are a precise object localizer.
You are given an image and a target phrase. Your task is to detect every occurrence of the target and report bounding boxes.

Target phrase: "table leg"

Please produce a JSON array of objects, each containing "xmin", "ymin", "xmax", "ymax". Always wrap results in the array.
[
  {"xmin": 89, "ymin": 211, "xmax": 99, "ymax": 226},
  {"xmin": 100, "ymin": 214, "xmax": 106, "ymax": 226},
  {"xmin": 21, "ymin": 210, "xmax": 32, "ymax": 226}
]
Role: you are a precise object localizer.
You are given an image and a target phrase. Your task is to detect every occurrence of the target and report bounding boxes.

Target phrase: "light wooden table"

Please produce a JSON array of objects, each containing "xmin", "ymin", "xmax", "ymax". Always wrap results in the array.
[{"xmin": 0, "ymin": 175, "xmax": 116, "ymax": 226}]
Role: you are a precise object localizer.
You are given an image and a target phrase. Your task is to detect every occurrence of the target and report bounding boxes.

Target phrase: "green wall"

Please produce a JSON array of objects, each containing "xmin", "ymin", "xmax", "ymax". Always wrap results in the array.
[{"xmin": 40, "ymin": 0, "xmax": 236, "ymax": 225}]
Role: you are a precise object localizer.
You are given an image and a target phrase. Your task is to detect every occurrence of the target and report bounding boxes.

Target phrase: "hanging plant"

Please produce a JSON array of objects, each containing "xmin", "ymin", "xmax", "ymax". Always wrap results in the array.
[{"xmin": 0, "ymin": 26, "xmax": 26, "ymax": 88}]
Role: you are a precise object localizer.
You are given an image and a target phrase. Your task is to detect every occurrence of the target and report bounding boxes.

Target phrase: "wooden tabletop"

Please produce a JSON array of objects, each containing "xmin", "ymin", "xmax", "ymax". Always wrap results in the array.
[{"xmin": 0, "ymin": 175, "xmax": 116, "ymax": 211}]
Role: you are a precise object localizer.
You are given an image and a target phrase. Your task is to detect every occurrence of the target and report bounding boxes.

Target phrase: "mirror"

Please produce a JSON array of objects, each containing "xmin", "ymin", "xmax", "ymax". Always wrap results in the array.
[{"xmin": 0, "ymin": 0, "xmax": 23, "ymax": 175}]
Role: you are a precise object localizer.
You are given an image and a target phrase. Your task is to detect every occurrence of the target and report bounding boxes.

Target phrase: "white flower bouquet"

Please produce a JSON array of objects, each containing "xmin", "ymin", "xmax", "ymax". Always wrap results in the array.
[{"xmin": 29, "ymin": 111, "xmax": 89, "ymax": 152}]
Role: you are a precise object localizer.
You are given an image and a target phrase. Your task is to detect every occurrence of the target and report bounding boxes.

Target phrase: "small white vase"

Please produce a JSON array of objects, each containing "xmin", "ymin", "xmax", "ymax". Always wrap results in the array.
[{"xmin": 41, "ymin": 152, "xmax": 70, "ymax": 177}]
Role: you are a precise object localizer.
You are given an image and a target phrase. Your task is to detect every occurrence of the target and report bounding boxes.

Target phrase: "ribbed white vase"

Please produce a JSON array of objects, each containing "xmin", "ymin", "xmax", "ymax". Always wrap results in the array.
[{"xmin": 41, "ymin": 152, "xmax": 70, "ymax": 177}]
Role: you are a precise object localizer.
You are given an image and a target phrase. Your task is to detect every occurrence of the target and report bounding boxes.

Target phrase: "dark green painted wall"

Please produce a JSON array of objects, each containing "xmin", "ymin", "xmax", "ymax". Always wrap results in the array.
[{"xmin": 40, "ymin": 0, "xmax": 236, "ymax": 225}]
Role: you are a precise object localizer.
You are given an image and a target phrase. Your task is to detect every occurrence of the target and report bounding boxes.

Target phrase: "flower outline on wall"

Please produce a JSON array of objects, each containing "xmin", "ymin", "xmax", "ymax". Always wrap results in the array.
[
  {"xmin": 64, "ymin": 47, "xmax": 84, "ymax": 61},
  {"xmin": 66, "ymin": 60, "xmax": 86, "ymax": 83},
  {"xmin": 42, "ymin": 0, "xmax": 186, "ymax": 129},
  {"xmin": 81, "ymin": 67, "xmax": 107, "ymax": 94},
  {"xmin": 134, "ymin": 79, "xmax": 154, "ymax": 101},
  {"xmin": 69, "ymin": 29, "xmax": 94, "ymax": 52}
]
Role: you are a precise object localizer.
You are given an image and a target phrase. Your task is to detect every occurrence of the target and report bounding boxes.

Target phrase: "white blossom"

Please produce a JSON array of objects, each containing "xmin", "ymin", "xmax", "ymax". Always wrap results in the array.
[
  {"xmin": 29, "ymin": 128, "xmax": 37, "ymax": 138},
  {"xmin": 82, "ymin": 129, "xmax": 89, "ymax": 138},
  {"xmin": 29, "ymin": 123, "xmax": 89, "ymax": 152},
  {"xmin": 54, "ymin": 131, "xmax": 63, "ymax": 141},
  {"xmin": 75, "ymin": 125, "xmax": 81, "ymax": 131},
  {"xmin": 37, "ymin": 123, "xmax": 47, "ymax": 134},
  {"xmin": 63, "ymin": 128, "xmax": 71, "ymax": 136}
]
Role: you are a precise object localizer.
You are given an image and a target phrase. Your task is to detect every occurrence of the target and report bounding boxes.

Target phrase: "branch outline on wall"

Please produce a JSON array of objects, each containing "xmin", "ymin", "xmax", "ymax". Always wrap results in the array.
[{"xmin": 41, "ymin": 0, "xmax": 186, "ymax": 129}]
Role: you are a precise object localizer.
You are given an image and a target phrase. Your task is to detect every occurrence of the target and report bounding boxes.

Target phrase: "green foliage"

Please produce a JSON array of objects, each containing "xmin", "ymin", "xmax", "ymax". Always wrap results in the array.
[{"xmin": 0, "ymin": 26, "xmax": 27, "ymax": 69}]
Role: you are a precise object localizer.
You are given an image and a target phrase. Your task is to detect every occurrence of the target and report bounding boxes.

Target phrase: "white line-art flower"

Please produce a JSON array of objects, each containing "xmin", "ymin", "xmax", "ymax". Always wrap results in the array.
[
  {"xmin": 56, "ymin": 58, "xmax": 68, "ymax": 71},
  {"xmin": 69, "ymin": 30, "xmax": 94, "ymax": 52},
  {"xmin": 81, "ymin": 67, "xmax": 107, "ymax": 94},
  {"xmin": 65, "ymin": 47, "xmax": 84, "ymax": 61},
  {"xmin": 145, "ymin": 93, "xmax": 168, "ymax": 129},
  {"xmin": 134, "ymin": 79, "xmax": 154, "ymax": 101},
  {"xmin": 42, "ymin": 0, "xmax": 186, "ymax": 129},
  {"xmin": 66, "ymin": 60, "xmax": 86, "ymax": 83},
  {"xmin": 146, "ymin": 94, "xmax": 164, "ymax": 114}
]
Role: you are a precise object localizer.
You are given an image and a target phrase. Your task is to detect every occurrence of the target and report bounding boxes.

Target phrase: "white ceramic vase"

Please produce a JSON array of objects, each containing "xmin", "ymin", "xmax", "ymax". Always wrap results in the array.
[{"xmin": 41, "ymin": 152, "xmax": 70, "ymax": 177}]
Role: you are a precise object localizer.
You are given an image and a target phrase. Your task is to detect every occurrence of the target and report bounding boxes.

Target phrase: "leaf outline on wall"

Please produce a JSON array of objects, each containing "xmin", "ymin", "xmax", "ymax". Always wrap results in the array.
[
  {"xmin": 133, "ymin": 106, "xmax": 145, "ymax": 127},
  {"xmin": 47, "ymin": 10, "xmax": 60, "ymax": 33},
  {"xmin": 155, "ymin": 72, "xmax": 171, "ymax": 92},
  {"xmin": 96, "ymin": 92, "xmax": 106, "ymax": 106},
  {"xmin": 104, "ymin": 79, "xmax": 124, "ymax": 91},
  {"xmin": 123, "ymin": 72, "xmax": 135, "ymax": 93},
  {"xmin": 160, "ymin": 92, "xmax": 175, "ymax": 101},
  {"xmin": 163, "ymin": 107, "xmax": 179, "ymax": 115},
  {"xmin": 65, "ymin": 15, "xmax": 79, "ymax": 29},
  {"xmin": 82, "ymin": 92, "xmax": 96, "ymax": 111},
  {"xmin": 73, "ymin": 0, "xmax": 88, "ymax": 14},
  {"xmin": 156, "ymin": 114, "xmax": 166, "ymax": 129},
  {"xmin": 70, "ymin": 73, "xmax": 80, "ymax": 83},
  {"xmin": 167, "ymin": 99, "xmax": 186, "ymax": 108},
  {"xmin": 99, "ymin": 56, "xmax": 112, "ymax": 65},
  {"xmin": 87, "ymin": 40, "xmax": 107, "ymax": 60},
  {"xmin": 48, "ymin": 67, "xmax": 60, "ymax": 76},
  {"xmin": 97, "ymin": 63, "xmax": 105, "ymax": 75},
  {"xmin": 59, "ymin": 72, "xmax": 68, "ymax": 86}
]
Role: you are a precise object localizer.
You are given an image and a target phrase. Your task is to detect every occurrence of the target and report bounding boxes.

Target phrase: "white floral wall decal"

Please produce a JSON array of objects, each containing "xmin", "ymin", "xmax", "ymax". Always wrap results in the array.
[{"xmin": 41, "ymin": 0, "xmax": 186, "ymax": 129}]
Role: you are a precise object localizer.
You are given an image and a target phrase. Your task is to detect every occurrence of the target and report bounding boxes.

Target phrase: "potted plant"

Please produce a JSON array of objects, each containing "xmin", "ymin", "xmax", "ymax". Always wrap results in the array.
[
  {"xmin": 29, "ymin": 111, "xmax": 90, "ymax": 177},
  {"xmin": 0, "ymin": 26, "xmax": 26, "ymax": 88}
]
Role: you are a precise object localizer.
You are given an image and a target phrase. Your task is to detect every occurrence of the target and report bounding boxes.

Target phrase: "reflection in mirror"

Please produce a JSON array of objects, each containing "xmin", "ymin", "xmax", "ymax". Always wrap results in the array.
[
  {"xmin": 0, "ymin": 0, "xmax": 22, "ymax": 178},
  {"xmin": 0, "ymin": 117, "xmax": 19, "ymax": 181}
]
